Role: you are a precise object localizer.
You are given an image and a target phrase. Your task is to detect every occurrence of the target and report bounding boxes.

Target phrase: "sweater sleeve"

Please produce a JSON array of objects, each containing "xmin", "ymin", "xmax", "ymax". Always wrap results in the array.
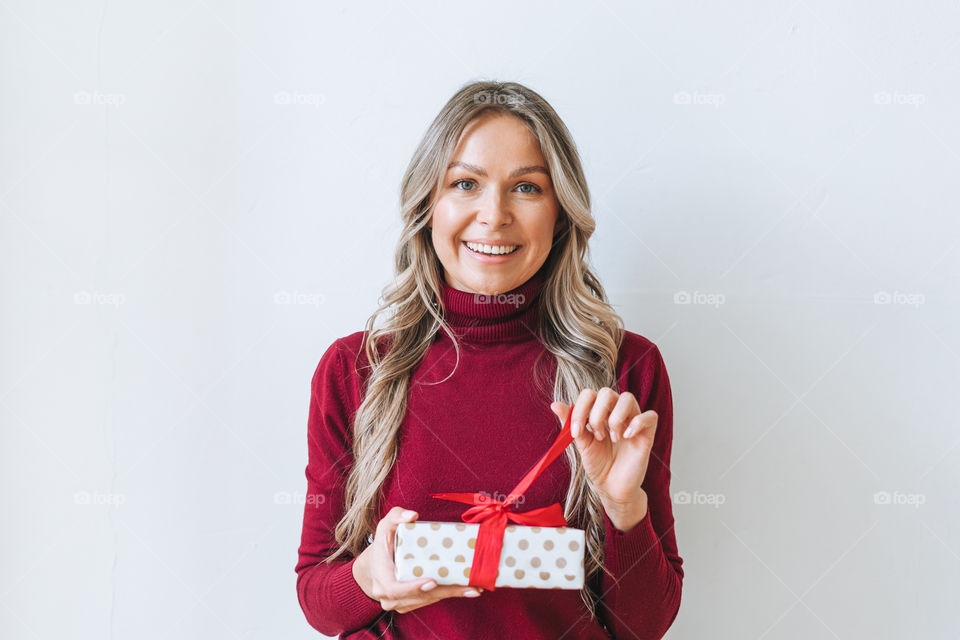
[
  {"xmin": 596, "ymin": 341, "xmax": 684, "ymax": 639},
  {"xmin": 295, "ymin": 339, "xmax": 386, "ymax": 636}
]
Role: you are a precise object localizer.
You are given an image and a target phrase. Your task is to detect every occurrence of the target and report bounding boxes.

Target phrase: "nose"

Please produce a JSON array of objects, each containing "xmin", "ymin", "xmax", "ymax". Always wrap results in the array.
[{"xmin": 475, "ymin": 188, "xmax": 511, "ymax": 228}]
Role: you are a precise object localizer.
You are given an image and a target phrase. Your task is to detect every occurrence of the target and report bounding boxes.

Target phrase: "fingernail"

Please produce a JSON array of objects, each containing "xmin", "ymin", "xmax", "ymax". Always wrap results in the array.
[
  {"xmin": 402, "ymin": 510, "xmax": 416, "ymax": 519},
  {"xmin": 420, "ymin": 581, "xmax": 436, "ymax": 591},
  {"xmin": 571, "ymin": 421, "xmax": 580, "ymax": 437},
  {"xmin": 464, "ymin": 589, "xmax": 480, "ymax": 597},
  {"xmin": 611, "ymin": 431, "xmax": 618, "ymax": 443}
]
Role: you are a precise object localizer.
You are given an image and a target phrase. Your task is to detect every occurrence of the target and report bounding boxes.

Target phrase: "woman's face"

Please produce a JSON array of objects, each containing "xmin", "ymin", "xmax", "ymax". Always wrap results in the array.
[{"xmin": 428, "ymin": 112, "xmax": 560, "ymax": 295}]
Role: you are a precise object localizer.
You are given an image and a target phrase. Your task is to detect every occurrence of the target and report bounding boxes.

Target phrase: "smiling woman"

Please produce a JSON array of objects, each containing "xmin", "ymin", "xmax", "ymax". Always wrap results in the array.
[
  {"xmin": 296, "ymin": 80, "xmax": 683, "ymax": 640},
  {"xmin": 429, "ymin": 113, "xmax": 560, "ymax": 294}
]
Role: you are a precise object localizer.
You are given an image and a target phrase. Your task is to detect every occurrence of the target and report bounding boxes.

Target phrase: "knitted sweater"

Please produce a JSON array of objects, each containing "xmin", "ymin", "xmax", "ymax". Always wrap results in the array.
[{"xmin": 296, "ymin": 268, "xmax": 684, "ymax": 639}]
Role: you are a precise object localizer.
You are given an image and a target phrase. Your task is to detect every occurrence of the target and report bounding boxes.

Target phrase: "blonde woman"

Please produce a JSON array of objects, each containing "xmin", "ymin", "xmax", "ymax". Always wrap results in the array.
[{"xmin": 296, "ymin": 80, "xmax": 684, "ymax": 639}]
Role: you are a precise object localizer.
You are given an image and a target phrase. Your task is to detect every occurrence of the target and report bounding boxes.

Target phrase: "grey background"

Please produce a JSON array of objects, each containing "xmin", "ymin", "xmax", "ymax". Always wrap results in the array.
[{"xmin": 2, "ymin": 1, "xmax": 958, "ymax": 638}]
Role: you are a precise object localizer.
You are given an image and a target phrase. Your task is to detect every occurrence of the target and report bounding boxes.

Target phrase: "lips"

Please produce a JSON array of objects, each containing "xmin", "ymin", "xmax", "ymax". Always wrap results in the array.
[{"xmin": 462, "ymin": 241, "xmax": 521, "ymax": 256}]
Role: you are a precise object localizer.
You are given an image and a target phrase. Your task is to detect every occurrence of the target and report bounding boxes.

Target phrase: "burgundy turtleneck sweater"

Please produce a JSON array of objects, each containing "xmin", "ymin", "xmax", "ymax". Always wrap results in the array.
[{"xmin": 296, "ymin": 268, "xmax": 684, "ymax": 639}]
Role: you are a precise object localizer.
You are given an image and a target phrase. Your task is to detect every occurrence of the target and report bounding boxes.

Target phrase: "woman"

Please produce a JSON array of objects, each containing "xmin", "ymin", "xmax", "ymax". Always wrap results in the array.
[{"xmin": 296, "ymin": 80, "xmax": 684, "ymax": 639}]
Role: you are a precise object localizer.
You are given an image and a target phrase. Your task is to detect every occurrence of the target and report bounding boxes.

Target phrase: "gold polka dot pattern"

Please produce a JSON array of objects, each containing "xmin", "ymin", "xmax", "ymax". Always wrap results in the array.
[{"xmin": 393, "ymin": 521, "xmax": 585, "ymax": 589}]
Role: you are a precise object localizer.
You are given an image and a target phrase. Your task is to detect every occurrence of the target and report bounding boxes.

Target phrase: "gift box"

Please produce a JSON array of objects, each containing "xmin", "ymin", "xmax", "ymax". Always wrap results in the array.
[
  {"xmin": 392, "ymin": 403, "xmax": 586, "ymax": 591},
  {"xmin": 394, "ymin": 520, "xmax": 585, "ymax": 589}
]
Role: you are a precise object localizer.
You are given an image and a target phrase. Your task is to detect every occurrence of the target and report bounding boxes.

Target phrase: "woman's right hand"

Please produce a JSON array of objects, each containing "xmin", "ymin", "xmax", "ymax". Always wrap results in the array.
[{"xmin": 352, "ymin": 506, "xmax": 485, "ymax": 614}]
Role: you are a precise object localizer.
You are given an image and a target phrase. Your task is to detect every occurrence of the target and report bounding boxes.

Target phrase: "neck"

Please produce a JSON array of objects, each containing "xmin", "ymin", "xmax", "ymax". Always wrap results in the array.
[{"xmin": 438, "ymin": 267, "xmax": 548, "ymax": 343}]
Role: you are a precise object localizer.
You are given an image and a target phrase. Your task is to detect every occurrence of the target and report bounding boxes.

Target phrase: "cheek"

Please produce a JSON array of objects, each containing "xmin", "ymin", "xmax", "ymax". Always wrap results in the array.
[
  {"xmin": 428, "ymin": 202, "xmax": 461, "ymax": 250},
  {"xmin": 432, "ymin": 196, "xmax": 475, "ymax": 230},
  {"xmin": 525, "ymin": 203, "xmax": 560, "ymax": 243},
  {"xmin": 435, "ymin": 194, "xmax": 472, "ymax": 219},
  {"xmin": 429, "ymin": 201, "xmax": 450, "ymax": 233}
]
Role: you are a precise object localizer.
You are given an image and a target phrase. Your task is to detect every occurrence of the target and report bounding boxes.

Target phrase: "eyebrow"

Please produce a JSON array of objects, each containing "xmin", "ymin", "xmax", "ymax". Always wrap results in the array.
[{"xmin": 447, "ymin": 161, "xmax": 550, "ymax": 180}]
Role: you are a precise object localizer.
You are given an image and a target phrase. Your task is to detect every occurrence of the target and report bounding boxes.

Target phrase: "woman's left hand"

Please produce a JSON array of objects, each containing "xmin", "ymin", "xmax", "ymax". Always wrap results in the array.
[{"xmin": 550, "ymin": 389, "xmax": 658, "ymax": 530}]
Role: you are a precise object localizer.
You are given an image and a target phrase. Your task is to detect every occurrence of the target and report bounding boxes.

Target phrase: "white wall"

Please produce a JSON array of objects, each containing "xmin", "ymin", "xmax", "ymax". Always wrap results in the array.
[{"xmin": 2, "ymin": 1, "xmax": 958, "ymax": 638}]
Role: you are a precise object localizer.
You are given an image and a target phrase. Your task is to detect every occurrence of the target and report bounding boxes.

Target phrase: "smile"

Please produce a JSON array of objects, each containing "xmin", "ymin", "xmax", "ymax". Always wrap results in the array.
[{"xmin": 463, "ymin": 241, "xmax": 520, "ymax": 256}]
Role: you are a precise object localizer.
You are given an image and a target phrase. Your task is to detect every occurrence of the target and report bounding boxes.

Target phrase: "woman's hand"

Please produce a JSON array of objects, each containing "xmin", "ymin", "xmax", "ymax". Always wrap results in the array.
[
  {"xmin": 352, "ymin": 506, "xmax": 484, "ymax": 614},
  {"xmin": 550, "ymin": 389, "xmax": 657, "ymax": 531}
]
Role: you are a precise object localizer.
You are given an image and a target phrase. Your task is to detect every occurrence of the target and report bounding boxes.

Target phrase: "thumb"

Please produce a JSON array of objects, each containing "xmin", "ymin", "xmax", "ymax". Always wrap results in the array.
[{"xmin": 550, "ymin": 401, "xmax": 570, "ymax": 423}]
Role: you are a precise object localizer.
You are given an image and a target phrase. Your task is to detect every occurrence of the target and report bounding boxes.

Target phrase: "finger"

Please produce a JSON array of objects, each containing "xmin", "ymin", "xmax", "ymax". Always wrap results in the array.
[
  {"xmin": 373, "ymin": 508, "xmax": 469, "ymax": 601},
  {"xmin": 375, "ymin": 575, "xmax": 439, "ymax": 603},
  {"xmin": 376, "ymin": 507, "xmax": 418, "ymax": 563},
  {"xmin": 624, "ymin": 409, "xmax": 658, "ymax": 440},
  {"xmin": 549, "ymin": 401, "xmax": 571, "ymax": 427},
  {"xmin": 623, "ymin": 409, "xmax": 657, "ymax": 441},
  {"xmin": 556, "ymin": 399, "xmax": 593, "ymax": 453},
  {"xmin": 621, "ymin": 413, "xmax": 643, "ymax": 441},
  {"xmin": 394, "ymin": 585, "xmax": 484, "ymax": 613},
  {"xmin": 421, "ymin": 584, "xmax": 484, "ymax": 600},
  {"xmin": 571, "ymin": 389, "xmax": 597, "ymax": 439},
  {"xmin": 588, "ymin": 388, "xmax": 618, "ymax": 442},
  {"xmin": 377, "ymin": 506, "xmax": 417, "ymax": 538},
  {"xmin": 572, "ymin": 420, "xmax": 593, "ymax": 454},
  {"xmin": 389, "ymin": 581, "xmax": 483, "ymax": 608},
  {"xmin": 371, "ymin": 562, "xmax": 443, "ymax": 602},
  {"xmin": 607, "ymin": 391, "xmax": 638, "ymax": 443}
]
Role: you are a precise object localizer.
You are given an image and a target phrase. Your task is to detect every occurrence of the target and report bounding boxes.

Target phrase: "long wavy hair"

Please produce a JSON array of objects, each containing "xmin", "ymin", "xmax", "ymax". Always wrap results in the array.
[{"xmin": 325, "ymin": 80, "xmax": 625, "ymax": 619}]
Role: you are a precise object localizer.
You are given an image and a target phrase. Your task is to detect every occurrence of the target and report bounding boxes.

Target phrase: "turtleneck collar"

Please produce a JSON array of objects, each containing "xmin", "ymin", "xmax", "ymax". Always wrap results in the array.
[{"xmin": 437, "ymin": 265, "xmax": 548, "ymax": 343}]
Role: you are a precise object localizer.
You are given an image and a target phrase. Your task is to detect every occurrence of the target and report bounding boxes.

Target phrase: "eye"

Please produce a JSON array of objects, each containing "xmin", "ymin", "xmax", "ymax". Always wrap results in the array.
[
  {"xmin": 516, "ymin": 183, "xmax": 543, "ymax": 194},
  {"xmin": 452, "ymin": 179, "xmax": 476, "ymax": 191}
]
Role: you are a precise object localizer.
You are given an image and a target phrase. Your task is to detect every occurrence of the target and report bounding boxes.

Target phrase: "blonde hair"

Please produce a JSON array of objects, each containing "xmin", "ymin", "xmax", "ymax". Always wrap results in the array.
[{"xmin": 326, "ymin": 80, "xmax": 625, "ymax": 619}]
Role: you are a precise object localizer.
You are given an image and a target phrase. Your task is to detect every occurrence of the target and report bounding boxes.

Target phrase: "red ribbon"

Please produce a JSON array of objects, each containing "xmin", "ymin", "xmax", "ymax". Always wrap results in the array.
[{"xmin": 430, "ymin": 403, "xmax": 576, "ymax": 591}]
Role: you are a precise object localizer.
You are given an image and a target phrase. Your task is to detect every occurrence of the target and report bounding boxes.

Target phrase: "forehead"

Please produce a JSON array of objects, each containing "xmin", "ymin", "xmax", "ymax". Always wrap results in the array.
[{"xmin": 449, "ymin": 112, "xmax": 546, "ymax": 168}]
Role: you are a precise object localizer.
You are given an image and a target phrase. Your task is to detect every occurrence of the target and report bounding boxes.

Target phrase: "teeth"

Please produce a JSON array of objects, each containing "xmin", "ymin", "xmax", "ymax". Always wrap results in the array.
[{"xmin": 465, "ymin": 241, "xmax": 519, "ymax": 255}]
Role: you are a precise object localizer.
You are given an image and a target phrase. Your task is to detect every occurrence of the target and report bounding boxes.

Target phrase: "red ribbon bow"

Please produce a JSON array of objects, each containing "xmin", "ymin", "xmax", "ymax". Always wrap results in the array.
[{"xmin": 430, "ymin": 403, "xmax": 577, "ymax": 591}]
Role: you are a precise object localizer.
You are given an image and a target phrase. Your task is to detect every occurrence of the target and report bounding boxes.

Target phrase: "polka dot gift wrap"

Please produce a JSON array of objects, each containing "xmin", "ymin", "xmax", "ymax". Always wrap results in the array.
[{"xmin": 393, "ymin": 521, "xmax": 585, "ymax": 589}]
